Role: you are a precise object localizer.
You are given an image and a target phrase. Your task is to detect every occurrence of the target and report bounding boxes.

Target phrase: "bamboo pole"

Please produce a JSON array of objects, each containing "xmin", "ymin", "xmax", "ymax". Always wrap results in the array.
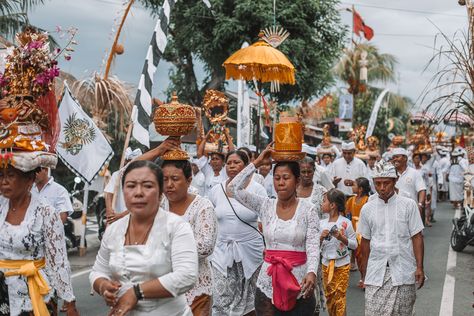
[{"xmin": 104, "ymin": 0, "xmax": 135, "ymax": 80}]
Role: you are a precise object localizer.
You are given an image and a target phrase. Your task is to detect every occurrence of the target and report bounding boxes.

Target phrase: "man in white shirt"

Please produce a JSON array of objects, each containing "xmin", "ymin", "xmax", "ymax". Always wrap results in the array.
[
  {"xmin": 327, "ymin": 141, "xmax": 367, "ymax": 195},
  {"xmin": 32, "ymin": 168, "xmax": 74, "ymax": 223},
  {"xmin": 358, "ymin": 161, "xmax": 424, "ymax": 316},
  {"xmin": 391, "ymin": 148, "xmax": 426, "ymax": 222},
  {"xmin": 436, "ymin": 146, "xmax": 450, "ymax": 201}
]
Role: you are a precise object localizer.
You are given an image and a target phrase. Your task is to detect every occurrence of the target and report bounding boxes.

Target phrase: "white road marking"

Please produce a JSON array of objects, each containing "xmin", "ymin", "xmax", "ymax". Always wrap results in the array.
[
  {"xmin": 438, "ymin": 208, "xmax": 460, "ymax": 316},
  {"xmin": 71, "ymin": 268, "xmax": 92, "ymax": 279}
]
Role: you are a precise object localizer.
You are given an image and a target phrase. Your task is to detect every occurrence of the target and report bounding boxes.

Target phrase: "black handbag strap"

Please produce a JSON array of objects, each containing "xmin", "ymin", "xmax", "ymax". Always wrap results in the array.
[{"xmin": 221, "ymin": 184, "xmax": 266, "ymax": 247}]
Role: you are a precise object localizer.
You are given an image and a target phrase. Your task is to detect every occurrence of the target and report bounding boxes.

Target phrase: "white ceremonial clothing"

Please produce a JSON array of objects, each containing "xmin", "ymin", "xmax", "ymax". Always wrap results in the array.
[
  {"xmin": 262, "ymin": 172, "xmax": 276, "ymax": 198},
  {"xmin": 327, "ymin": 157, "xmax": 367, "ymax": 195},
  {"xmin": 0, "ymin": 196, "xmax": 75, "ymax": 316},
  {"xmin": 229, "ymin": 163, "xmax": 321, "ymax": 300},
  {"xmin": 161, "ymin": 195, "xmax": 217, "ymax": 305},
  {"xmin": 104, "ymin": 170, "xmax": 127, "ymax": 213},
  {"xmin": 313, "ymin": 164, "xmax": 335, "ymax": 190},
  {"xmin": 320, "ymin": 215, "xmax": 357, "ymax": 267},
  {"xmin": 191, "ymin": 171, "xmax": 206, "ymax": 197},
  {"xmin": 31, "ymin": 177, "xmax": 74, "ymax": 215},
  {"xmin": 209, "ymin": 179, "xmax": 266, "ymax": 280},
  {"xmin": 422, "ymin": 157, "xmax": 439, "ymax": 210},
  {"xmin": 449, "ymin": 158, "xmax": 468, "ymax": 201},
  {"xmin": 89, "ymin": 210, "xmax": 198, "ymax": 316},
  {"xmin": 196, "ymin": 156, "xmax": 228, "ymax": 197},
  {"xmin": 358, "ymin": 194, "xmax": 424, "ymax": 287},
  {"xmin": 395, "ymin": 167, "xmax": 426, "ymax": 203},
  {"xmin": 437, "ymin": 156, "xmax": 450, "ymax": 192}
]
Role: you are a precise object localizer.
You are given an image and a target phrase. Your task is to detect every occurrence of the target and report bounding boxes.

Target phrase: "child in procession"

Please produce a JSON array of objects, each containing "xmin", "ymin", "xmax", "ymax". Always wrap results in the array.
[{"xmin": 320, "ymin": 189, "xmax": 357, "ymax": 316}]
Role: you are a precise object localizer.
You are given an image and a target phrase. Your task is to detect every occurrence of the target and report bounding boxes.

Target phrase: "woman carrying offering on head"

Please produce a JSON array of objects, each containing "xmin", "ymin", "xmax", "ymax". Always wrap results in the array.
[
  {"xmin": 209, "ymin": 150, "xmax": 267, "ymax": 316},
  {"xmin": 320, "ymin": 189, "xmax": 357, "ymax": 316},
  {"xmin": 89, "ymin": 160, "xmax": 198, "ymax": 316},
  {"xmin": 0, "ymin": 164, "xmax": 78, "ymax": 316},
  {"xmin": 196, "ymin": 130, "xmax": 234, "ymax": 197},
  {"xmin": 160, "ymin": 159, "xmax": 218, "ymax": 316},
  {"xmin": 228, "ymin": 144, "xmax": 320, "ymax": 315}
]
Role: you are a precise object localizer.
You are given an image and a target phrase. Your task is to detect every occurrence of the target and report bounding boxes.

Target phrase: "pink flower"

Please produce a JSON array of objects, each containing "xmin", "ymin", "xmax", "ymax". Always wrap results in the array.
[
  {"xmin": 27, "ymin": 41, "xmax": 43, "ymax": 50},
  {"xmin": 341, "ymin": 221, "xmax": 348, "ymax": 229}
]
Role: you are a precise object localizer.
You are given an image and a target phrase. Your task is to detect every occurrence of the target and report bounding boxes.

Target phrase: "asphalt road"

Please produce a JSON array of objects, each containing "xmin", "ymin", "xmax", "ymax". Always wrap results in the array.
[{"xmin": 68, "ymin": 202, "xmax": 473, "ymax": 315}]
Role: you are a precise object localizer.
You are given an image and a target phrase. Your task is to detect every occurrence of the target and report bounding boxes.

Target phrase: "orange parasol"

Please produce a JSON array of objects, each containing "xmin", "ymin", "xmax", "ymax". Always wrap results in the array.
[{"xmin": 223, "ymin": 33, "xmax": 295, "ymax": 86}]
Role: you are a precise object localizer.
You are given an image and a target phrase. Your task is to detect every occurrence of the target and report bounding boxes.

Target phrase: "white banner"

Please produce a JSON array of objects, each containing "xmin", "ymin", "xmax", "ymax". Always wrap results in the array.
[
  {"xmin": 237, "ymin": 42, "xmax": 251, "ymax": 148},
  {"xmin": 57, "ymin": 85, "xmax": 113, "ymax": 184},
  {"xmin": 366, "ymin": 89, "xmax": 390, "ymax": 139}
]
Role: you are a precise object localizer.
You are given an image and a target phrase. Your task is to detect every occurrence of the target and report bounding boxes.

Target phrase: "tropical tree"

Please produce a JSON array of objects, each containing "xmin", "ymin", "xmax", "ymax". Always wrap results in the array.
[
  {"xmin": 0, "ymin": 1, "xmax": 52, "ymax": 41},
  {"xmin": 139, "ymin": 0, "xmax": 346, "ymax": 105},
  {"xmin": 333, "ymin": 42, "xmax": 397, "ymax": 96}
]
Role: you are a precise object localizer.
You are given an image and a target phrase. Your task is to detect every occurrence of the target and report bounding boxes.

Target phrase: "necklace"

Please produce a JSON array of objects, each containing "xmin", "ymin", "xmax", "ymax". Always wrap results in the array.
[{"xmin": 127, "ymin": 219, "xmax": 155, "ymax": 245}]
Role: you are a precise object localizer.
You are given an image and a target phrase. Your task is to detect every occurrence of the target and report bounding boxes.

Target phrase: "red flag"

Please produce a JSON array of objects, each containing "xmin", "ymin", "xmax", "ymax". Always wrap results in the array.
[{"xmin": 353, "ymin": 9, "xmax": 374, "ymax": 41}]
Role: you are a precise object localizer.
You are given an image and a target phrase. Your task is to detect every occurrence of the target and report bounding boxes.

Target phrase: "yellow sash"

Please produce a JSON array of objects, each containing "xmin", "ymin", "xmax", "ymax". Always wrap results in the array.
[
  {"xmin": 0, "ymin": 258, "xmax": 50, "ymax": 316},
  {"xmin": 327, "ymin": 259, "xmax": 336, "ymax": 283}
]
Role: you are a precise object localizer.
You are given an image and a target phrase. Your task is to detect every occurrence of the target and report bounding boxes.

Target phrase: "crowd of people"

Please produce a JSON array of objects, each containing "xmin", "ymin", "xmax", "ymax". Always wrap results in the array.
[{"xmin": 2, "ymin": 134, "xmax": 474, "ymax": 316}]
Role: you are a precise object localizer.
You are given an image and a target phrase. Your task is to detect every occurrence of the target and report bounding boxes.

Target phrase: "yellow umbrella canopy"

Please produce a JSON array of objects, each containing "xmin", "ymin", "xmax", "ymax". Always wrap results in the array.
[{"xmin": 223, "ymin": 37, "xmax": 295, "ymax": 85}]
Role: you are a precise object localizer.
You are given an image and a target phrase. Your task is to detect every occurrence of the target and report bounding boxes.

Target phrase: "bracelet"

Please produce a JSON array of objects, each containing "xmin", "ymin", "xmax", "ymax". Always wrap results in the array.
[{"xmin": 133, "ymin": 283, "xmax": 144, "ymax": 300}]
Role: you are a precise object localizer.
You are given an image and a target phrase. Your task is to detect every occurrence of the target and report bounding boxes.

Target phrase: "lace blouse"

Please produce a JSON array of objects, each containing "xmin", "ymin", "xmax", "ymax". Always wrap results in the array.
[
  {"xmin": 161, "ymin": 195, "xmax": 218, "ymax": 304},
  {"xmin": 229, "ymin": 164, "xmax": 321, "ymax": 299},
  {"xmin": 0, "ymin": 196, "xmax": 75, "ymax": 316}
]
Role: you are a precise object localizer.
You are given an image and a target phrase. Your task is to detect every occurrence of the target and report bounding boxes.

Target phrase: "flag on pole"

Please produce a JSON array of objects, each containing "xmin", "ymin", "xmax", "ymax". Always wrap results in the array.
[
  {"xmin": 132, "ymin": 0, "xmax": 211, "ymax": 147},
  {"xmin": 132, "ymin": 0, "xmax": 177, "ymax": 148},
  {"xmin": 353, "ymin": 9, "xmax": 374, "ymax": 41},
  {"xmin": 56, "ymin": 84, "xmax": 113, "ymax": 184}
]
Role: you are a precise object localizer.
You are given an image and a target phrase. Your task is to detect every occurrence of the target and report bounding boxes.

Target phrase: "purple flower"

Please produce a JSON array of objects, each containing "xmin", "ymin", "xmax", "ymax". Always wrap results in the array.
[{"xmin": 27, "ymin": 41, "xmax": 43, "ymax": 50}]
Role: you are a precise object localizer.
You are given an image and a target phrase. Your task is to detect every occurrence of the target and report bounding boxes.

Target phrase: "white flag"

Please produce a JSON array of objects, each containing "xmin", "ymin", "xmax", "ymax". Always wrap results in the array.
[{"xmin": 56, "ymin": 85, "xmax": 113, "ymax": 184}]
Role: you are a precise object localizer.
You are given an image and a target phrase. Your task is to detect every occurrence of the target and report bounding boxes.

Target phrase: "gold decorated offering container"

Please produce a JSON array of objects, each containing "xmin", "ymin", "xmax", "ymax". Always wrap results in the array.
[
  {"xmin": 272, "ymin": 114, "xmax": 306, "ymax": 162},
  {"xmin": 153, "ymin": 93, "xmax": 196, "ymax": 160}
]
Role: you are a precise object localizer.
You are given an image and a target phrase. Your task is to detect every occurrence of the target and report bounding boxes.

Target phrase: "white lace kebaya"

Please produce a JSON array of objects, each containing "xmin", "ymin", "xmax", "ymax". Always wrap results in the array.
[
  {"xmin": 161, "ymin": 195, "xmax": 218, "ymax": 305},
  {"xmin": 228, "ymin": 163, "xmax": 321, "ymax": 300},
  {"xmin": 0, "ymin": 196, "xmax": 75, "ymax": 316}
]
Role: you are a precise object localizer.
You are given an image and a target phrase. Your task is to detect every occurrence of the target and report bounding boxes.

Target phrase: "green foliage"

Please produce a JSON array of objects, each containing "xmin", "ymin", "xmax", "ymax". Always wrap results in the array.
[
  {"xmin": 0, "ymin": 1, "xmax": 57, "ymax": 47},
  {"xmin": 334, "ymin": 42, "xmax": 397, "ymax": 96},
  {"xmin": 140, "ymin": 0, "xmax": 346, "ymax": 105}
]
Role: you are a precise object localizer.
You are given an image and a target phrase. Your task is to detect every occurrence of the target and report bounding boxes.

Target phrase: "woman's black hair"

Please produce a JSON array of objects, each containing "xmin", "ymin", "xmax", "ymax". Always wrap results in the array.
[
  {"xmin": 225, "ymin": 150, "xmax": 249, "ymax": 166},
  {"xmin": 326, "ymin": 188, "xmax": 346, "ymax": 213},
  {"xmin": 161, "ymin": 160, "xmax": 193, "ymax": 179},
  {"xmin": 355, "ymin": 177, "xmax": 371, "ymax": 196},
  {"xmin": 121, "ymin": 160, "xmax": 164, "ymax": 197},
  {"xmin": 300, "ymin": 157, "xmax": 315, "ymax": 170},
  {"xmin": 237, "ymin": 147, "xmax": 252, "ymax": 160},
  {"xmin": 210, "ymin": 152, "xmax": 225, "ymax": 161},
  {"xmin": 273, "ymin": 161, "xmax": 300, "ymax": 178}
]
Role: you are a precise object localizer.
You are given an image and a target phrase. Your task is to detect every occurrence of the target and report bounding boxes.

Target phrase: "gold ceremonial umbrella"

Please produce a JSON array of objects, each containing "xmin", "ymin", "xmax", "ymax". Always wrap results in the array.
[{"xmin": 223, "ymin": 34, "xmax": 295, "ymax": 86}]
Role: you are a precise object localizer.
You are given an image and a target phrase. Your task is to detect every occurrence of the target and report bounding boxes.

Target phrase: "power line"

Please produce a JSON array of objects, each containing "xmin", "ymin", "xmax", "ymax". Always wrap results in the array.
[
  {"xmin": 376, "ymin": 33, "xmax": 436, "ymax": 38},
  {"xmin": 341, "ymin": 2, "xmax": 466, "ymax": 18}
]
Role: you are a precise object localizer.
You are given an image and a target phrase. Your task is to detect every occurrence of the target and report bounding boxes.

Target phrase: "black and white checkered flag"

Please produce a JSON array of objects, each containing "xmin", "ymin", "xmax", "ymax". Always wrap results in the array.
[{"xmin": 132, "ymin": 0, "xmax": 211, "ymax": 147}]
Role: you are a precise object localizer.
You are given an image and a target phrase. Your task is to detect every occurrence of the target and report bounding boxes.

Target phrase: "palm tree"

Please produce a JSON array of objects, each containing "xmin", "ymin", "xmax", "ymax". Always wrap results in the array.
[
  {"xmin": 0, "ymin": 1, "xmax": 56, "ymax": 46},
  {"xmin": 333, "ymin": 42, "xmax": 397, "ymax": 96}
]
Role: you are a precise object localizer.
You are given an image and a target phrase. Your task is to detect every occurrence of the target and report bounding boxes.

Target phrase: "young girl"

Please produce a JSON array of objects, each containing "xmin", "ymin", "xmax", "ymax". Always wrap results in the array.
[
  {"xmin": 320, "ymin": 189, "xmax": 357, "ymax": 316},
  {"xmin": 345, "ymin": 177, "xmax": 370, "ymax": 271}
]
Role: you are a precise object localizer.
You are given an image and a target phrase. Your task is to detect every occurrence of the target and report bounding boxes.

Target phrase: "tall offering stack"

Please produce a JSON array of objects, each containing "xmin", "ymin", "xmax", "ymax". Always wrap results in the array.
[{"xmin": 0, "ymin": 28, "xmax": 74, "ymax": 171}]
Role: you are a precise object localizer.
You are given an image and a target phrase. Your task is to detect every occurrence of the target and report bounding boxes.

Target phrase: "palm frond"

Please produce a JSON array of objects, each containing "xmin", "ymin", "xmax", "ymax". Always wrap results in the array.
[
  {"xmin": 420, "ymin": 26, "xmax": 474, "ymax": 123},
  {"xmin": 72, "ymin": 73, "xmax": 133, "ymax": 141}
]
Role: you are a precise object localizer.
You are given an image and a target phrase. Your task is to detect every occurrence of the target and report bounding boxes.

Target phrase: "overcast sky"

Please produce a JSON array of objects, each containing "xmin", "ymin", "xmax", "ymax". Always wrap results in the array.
[{"xmin": 27, "ymin": 0, "xmax": 469, "ymax": 109}]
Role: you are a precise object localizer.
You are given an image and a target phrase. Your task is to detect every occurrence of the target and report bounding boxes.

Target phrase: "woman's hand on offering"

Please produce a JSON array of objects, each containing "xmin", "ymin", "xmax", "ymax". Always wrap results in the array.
[
  {"xmin": 300, "ymin": 272, "xmax": 316, "ymax": 298},
  {"xmin": 253, "ymin": 142, "xmax": 274, "ymax": 168},
  {"xmin": 108, "ymin": 287, "xmax": 138, "ymax": 316}
]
